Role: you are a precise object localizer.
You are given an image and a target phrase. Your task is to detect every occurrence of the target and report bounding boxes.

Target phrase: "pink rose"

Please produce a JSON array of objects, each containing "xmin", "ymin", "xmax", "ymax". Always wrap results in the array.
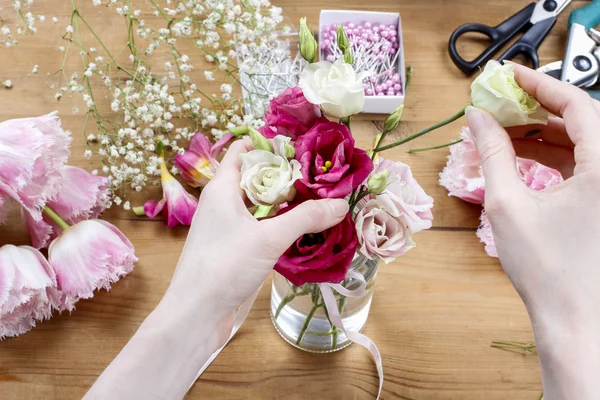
[
  {"xmin": 294, "ymin": 119, "xmax": 374, "ymax": 199},
  {"xmin": 259, "ymin": 87, "xmax": 321, "ymax": 140},
  {"xmin": 274, "ymin": 205, "xmax": 358, "ymax": 286},
  {"xmin": 355, "ymin": 199, "xmax": 416, "ymax": 264},
  {"xmin": 439, "ymin": 127, "xmax": 485, "ymax": 204},
  {"xmin": 374, "ymin": 157, "xmax": 434, "ymax": 233},
  {"xmin": 476, "ymin": 159, "xmax": 564, "ymax": 257}
]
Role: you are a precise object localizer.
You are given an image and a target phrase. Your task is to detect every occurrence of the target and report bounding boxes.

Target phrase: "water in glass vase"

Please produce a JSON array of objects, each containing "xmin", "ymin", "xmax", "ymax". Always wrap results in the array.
[{"xmin": 270, "ymin": 254, "xmax": 378, "ymax": 353}]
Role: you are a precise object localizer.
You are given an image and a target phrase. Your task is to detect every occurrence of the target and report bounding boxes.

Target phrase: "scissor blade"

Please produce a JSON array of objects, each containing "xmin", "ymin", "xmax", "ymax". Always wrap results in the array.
[
  {"xmin": 530, "ymin": 0, "xmax": 573, "ymax": 25},
  {"xmin": 537, "ymin": 61, "xmax": 563, "ymax": 79}
]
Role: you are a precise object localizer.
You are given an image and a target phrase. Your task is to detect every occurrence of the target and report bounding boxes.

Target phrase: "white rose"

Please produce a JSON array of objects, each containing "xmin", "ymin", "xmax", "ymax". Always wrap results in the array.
[
  {"xmin": 240, "ymin": 135, "xmax": 302, "ymax": 207},
  {"xmin": 471, "ymin": 60, "xmax": 548, "ymax": 127},
  {"xmin": 299, "ymin": 58, "xmax": 369, "ymax": 119}
]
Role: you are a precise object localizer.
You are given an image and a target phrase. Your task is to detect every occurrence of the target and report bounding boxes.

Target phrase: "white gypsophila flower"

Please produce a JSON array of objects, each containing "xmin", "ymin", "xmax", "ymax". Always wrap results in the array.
[
  {"xmin": 31, "ymin": 64, "xmax": 38, "ymax": 73},
  {"xmin": 2, "ymin": 79, "xmax": 12, "ymax": 88}
]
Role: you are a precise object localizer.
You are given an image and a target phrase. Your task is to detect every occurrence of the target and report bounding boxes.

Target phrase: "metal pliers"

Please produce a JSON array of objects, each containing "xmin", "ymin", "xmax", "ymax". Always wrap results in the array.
[{"xmin": 538, "ymin": 0, "xmax": 600, "ymax": 99}]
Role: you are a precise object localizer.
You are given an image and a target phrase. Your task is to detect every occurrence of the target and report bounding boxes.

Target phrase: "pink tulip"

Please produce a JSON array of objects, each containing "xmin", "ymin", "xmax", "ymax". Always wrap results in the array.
[
  {"xmin": 173, "ymin": 132, "xmax": 232, "ymax": 188},
  {"xmin": 0, "ymin": 112, "xmax": 71, "ymax": 220},
  {"xmin": 23, "ymin": 166, "xmax": 110, "ymax": 249},
  {"xmin": 144, "ymin": 155, "xmax": 198, "ymax": 227},
  {"xmin": 48, "ymin": 220, "xmax": 138, "ymax": 302},
  {"xmin": 0, "ymin": 245, "xmax": 63, "ymax": 340}
]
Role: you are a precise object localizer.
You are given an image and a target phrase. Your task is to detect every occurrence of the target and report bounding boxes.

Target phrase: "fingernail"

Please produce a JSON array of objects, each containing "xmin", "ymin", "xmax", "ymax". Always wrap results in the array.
[
  {"xmin": 327, "ymin": 199, "xmax": 350, "ymax": 218},
  {"xmin": 466, "ymin": 106, "xmax": 486, "ymax": 132}
]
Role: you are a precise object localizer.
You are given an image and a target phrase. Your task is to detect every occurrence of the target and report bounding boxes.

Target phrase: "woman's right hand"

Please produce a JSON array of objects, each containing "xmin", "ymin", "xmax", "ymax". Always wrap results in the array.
[{"xmin": 465, "ymin": 64, "xmax": 600, "ymax": 400}]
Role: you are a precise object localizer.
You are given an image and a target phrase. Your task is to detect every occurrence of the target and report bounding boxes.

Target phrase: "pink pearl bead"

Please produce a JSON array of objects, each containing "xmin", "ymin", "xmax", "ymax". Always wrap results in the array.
[
  {"xmin": 385, "ymin": 70, "xmax": 393, "ymax": 77},
  {"xmin": 387, "ymin": 88, "xmax": 395, "ymax": 96},
  {"xmin": 323, "ymin": 26, "xmax": 330, "ymax": 33},
  {"xmin": 377, "ymin": 54, "xmax": 385, "ymax": 61},
  {"xmin": 379, "ymin": 24, "xmax": 386, "ymax": 30},
  {"xmin": 381, "ymin": 30, "xmax": 390, "ymax": 39},
  {"xmin": 373, "ymin": 34, "xmax": 380, "ymax": 42},
  {"xmin": 385, "ymin": 79, "xmax": 393, "ymax": 86},
  {"xmin": 381, "ymin": 44, "xmax": 390, "ymax": 52},
  {"xmin": 326, "ymin": 55, "xmax": 335, "ymax": 62},
  {"xmin": 357, "ymin": 39, "xmax": 363, "ymax": 45},
  {"xmin": 369, "ymin": 76, "xmax": 377, "ymax": 84},
  {"xmin": 366, "ymin": 88, "xmax": 374, "ymax": 96},
  {"xmin": 377, "ymin": 92, "xmax": 385, "ymax": 96},
  {"xmin": 388, "ymin": 24, "xmax": 396, "ymax": 30},
  {"xmin": 373, "ymin": 26, "xmax": 380, "ymax": 33},
  {"xmin": 323, "ymin": 39, "xmax": 331, "ymax": 47},
  {"xmin": 392, "ymin": 73, "xmax": 400, "ymax": 83},
  {"xmin": 330, "ymin": 24, "xmax": 337, "ymax": 31},
  {"xmin": 380, "ymin": 82, "xmax": 388, "ymax": 90},
  {"xmin": 364, "ymin": 22, "xmax": 372, "ymax": 28},
  {"xmin": 348, "ymin": 23, "xmax": 356, "ymax": 29},
  {"xmin": 394, "ymin": 83, "xmax": 401, "ymax": 91},
  {"xmin": 361, "ymin": 32, "xmax": 369, "ymax": 40},
  {"xmin": 375, "ymin": 84, "xmax": 382, "ymax": 92}
]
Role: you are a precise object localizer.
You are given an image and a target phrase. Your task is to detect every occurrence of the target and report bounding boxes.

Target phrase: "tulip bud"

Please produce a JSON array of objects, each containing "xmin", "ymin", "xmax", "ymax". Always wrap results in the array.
[
  {"xmin": 384, "ymin": 105, "xmax": 404, "ymax": 133},
  {"xmin": 248, "ymin": 127, "xmax": 273, "ymax": 152},
  {"xmin": 367, "ymin": 170, "xmax": 389, "ymax": 195},
  {"xmin": 284, "ymin": 142, "xmax": 296, "ymax": 159},
  {"xmin": 299, "ymin": 17, "xmax": 317, "ymax": 63},
  {"xmin": 336, "ymin": 25, "xmax": 349, "ymax": 54}
]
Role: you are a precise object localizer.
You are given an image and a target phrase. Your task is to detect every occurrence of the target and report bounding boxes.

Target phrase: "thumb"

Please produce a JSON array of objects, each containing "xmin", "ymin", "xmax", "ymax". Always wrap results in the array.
[
  {"xmin": 466, "ymin": 106, "xmax": 523, "ymax": 197},
  {"xmin": 262, "ymin": 199, "xmax": 350, "ymax": 248}
]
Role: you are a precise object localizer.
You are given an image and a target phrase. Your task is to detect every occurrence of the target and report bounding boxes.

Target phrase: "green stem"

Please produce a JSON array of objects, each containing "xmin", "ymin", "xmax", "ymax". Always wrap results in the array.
[
  {"xmin": 253, "ymin": 205, "xmax": 272, "ymax": 219},
  {"xmin": 408, "ymin": 139, "xmax": 463, "ymax": 153},
  {"xmin": 350, "ymin": 189, "xmax": 370, "ymax": 211},
  {"xmin": 229, "ymin": 125, "xmax": 249, "ymax": 137},
  {"xmin": 296, "ymin": 303, "xmax": 320, "ymax": 346},
  {"xmin": 405, "ymin": 65, "xmax": 414, "ymax": 95},
  {"xmin": 374, "ymin": 106, "xmax": 467, "ymax": 153},
  {"xmin": 132, "ymin": 206, "xmax": 145, "ymax": 216},
  {"xmin": 43, "ymin": 206, "xmax": 70, "ymax": 231},
  {"xmin": 340, "ymin": 116, "xmax": 352, "ymax": 129},
  {"xmin": 490, "ymin": 340, "xmax": 537, "ymax": 354},
  {"xmin": 274, "ymin": 292, "xmax": 297, "ymax": 320}
]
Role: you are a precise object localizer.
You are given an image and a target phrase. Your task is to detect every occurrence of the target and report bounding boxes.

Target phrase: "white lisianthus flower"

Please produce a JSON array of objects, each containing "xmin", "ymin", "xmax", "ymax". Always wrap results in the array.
[
  {"xmin": 299, "ymin": 58, "xmax": 370, "ymax": 119},
  {"xmin": 240, "ymin": 135, "xmax": 302, "ymax": 207},
  {"xmin": 471, "ymin": 60, "xmax": 548, "ymax": 127}
]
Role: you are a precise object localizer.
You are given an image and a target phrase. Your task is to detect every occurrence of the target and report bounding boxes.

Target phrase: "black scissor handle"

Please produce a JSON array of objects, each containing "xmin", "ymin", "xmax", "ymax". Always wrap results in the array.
[
  {"xmin": 497, "ymin": 16, "xmax": 557, "ymax": 70},
  {"xmin": 448, "ymin": 2, "xmax": 537, "ymax": 75}
]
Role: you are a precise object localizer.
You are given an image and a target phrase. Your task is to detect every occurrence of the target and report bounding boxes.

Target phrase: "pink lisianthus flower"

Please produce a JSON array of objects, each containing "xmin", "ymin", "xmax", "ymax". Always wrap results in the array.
[
  {"xmin": 274, "ymin": 205, "xmax": 358, "ymax": 286},
  {"xmin": 476, "ymin": 159, "xmax": 564, "ymax": 257},
  {"xmin": 439, "ymin": 127, "xmax": 485, "ymax": 204},
  {"xmin": 374, "ymin": 157, "xmax": 434, "ymax": 233},
  {"xmin": 144, "ymin": 156, "xmax": 198, "ymax": 227},
  {"xmin": 23, "ymin": 166, "xmax": 110, "ymax": 249},
  {"xmin": 0, "ymin": 245, "xmax": 63, "ymax": 340},
  {"xmin": 0, "ymin": 112, "xmax": 71, "ymax": 220},
  {"xmin": 258, "ymin": 87, "xmax": 321, "ymax": 140},
  {"xmin": 173, "ymin": 132, "xmax": 232, "ymax": 188},
  {"xmin": 355, "ymin": 199, "xmax": 416, "ymax": 264},
  {"xmin": 294, "ymin": 119, "xmax": 373, "ymax": 199},
  {"xmin": 48, "ymin": 220, "xmax": 138, "ymax": 303}
]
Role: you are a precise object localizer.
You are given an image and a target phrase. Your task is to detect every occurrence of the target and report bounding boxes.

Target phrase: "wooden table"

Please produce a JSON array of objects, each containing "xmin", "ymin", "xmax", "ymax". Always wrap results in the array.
[{"xmin": 0, "ymin": 0, "xmax": 577, "ymax": 398}]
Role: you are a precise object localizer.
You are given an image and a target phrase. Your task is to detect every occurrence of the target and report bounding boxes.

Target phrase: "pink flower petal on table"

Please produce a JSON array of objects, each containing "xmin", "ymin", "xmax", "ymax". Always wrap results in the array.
[
  {"xmin": 174, "ymin": 132, "xmax": 231, "ymax": 188},
  {"xmin": 48, "ymin": 220, "xmax": 137, "ymax": 304}
]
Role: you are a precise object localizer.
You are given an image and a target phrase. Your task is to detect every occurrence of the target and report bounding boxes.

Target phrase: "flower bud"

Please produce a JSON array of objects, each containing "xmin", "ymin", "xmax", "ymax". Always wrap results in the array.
[
  {"xmin": 367, "ymin": 169, "xmax": 388, "ymax": 195},
  {"xmin": 299, "ymin": 17, "xmax": 317, "ymax": 63},
  {"xmin": 248, "ymin": 127, "xmax": 273, "ymax": 152},
  {"xmin": 343, "ymin": 49, "xmax": 354, "ymax": 65},
  {"xmin": 284, "ymin": 142, "xmax": 296, "ymax": 159},
  {"xmin": 384, "ymin": 105, "xmax": 404, "ymax": 133},
  {"xmin": 336, "ymin": 25, "xmax": 349, "ymax": 54}
]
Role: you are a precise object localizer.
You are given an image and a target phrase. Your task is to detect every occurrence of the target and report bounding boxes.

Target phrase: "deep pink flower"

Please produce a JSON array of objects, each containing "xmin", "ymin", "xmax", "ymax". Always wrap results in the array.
[
  {"xmin": 23, "ymin": 166, "xmax": 110, "ymax": 249},
  {"xmin": 439, "ymin": 127, "xmax": 485, "ymax": 205},
  {"xmin": 374, "ymin": 157, "xmax": 434, "ymax": 233},
  {"xmin": 476, "ymin": 158, "xmax": 564, "ymax": 257},
  {"xmin": 0, "ymin": 245, "xmax": 62, "ymax": 340},
  {"xmin": 274, "ymin": 205, "xmax": 358, "ymax": 286},
  {"xmin": 258, "ymin": 87, "xmax": 321, "ymax": 140},
  {"xmin": 294, "ymin": 119, "xmax": 373, "ymax": 199},
  {"xmin": 144, "ymin": 157, "xmax": 198, "ymax": 227},
  {"xmin": 48, "ymin": 220, "xmax": 138, "ymax": 303},
  {"xmin": 0, "ymin": 112, "xmax": 71, "ymax": 220},
  {"xmin": 174, "ymin": 132, "xmax": 232, "ymax": 188}
]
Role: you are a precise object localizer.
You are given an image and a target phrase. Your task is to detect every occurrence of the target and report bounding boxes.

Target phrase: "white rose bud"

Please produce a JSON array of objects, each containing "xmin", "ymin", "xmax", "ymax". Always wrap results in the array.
[
  {"xmin": 240, "ymin": 135, "xmax": 302, "ymax": 207},
  {"xmin": 367, "ymin": 169, "xmax": 388, "ymax": 195},
  {"xmin": 471, "ymin": 60, "xmax": 548, "ymax": 127},
  {"xmin": 299, "ymin": 58, "xmax": 370, "ymax": 119}
]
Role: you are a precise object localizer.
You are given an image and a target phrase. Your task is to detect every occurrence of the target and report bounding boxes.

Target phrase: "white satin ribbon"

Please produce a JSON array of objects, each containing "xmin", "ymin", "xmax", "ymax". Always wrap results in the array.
[
  {"xmin": 189, "ymin": 284, "xmax": 262, "ymax": 388},
  {"xmin": 318, "ymin": 273, "xmax": 384, "ymax": 400}
]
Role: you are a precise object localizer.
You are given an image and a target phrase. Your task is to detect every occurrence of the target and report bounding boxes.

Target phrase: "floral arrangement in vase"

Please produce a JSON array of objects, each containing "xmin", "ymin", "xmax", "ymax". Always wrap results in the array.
[{"xmin": 0, "ymin": 113, "xmax": 137, "ymax": 340}]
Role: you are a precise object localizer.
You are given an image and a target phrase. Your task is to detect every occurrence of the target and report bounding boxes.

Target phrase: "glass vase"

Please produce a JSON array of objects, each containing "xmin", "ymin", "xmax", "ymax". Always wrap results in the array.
[{"xmin": 270, "ymin": 254, "xmax": 379, "ymax": 353}]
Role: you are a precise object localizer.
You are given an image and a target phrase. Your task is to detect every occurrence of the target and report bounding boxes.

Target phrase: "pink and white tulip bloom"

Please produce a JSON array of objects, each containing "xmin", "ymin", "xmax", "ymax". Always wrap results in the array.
[
  {"xmin": 439, "ymin": 127, "xmax": 486, "ymax": 205},
  {"xmin": 0, "ymin": 112, "xmax": 71, "ymax": 220},
  {"xmin": 48, "ymin": 220, "xmax": 138, "ymax": 302},
  {"xmin": 374, "ymin": 157, "xmax": 434, "ymax": 233},
  {"xmin": 23, "ymin": 166, "xmax": 110, "ymax": 249},
  {"xmin": 0, "ymin": 245, "xmax": 62, "ymax": 340},
  {"xmin": 144, "ymin": 156, "xmax": 199, "ymax": 227},
  {"xmin": 355, "ymin": 199, "xmax": 416, "ymax": 264},
  {"xmin": 173, "ymin": 132, "xmax": 231, "ymax": 188}
]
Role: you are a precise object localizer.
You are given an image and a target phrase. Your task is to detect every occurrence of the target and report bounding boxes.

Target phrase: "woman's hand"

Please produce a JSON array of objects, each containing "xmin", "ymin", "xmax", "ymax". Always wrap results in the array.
[{"xmin": 466, "ymin": 64, "xmax": 600, "ymax": 400}]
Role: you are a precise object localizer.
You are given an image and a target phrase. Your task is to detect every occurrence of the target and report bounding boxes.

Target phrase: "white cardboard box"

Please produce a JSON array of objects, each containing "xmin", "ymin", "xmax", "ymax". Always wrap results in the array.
[{"xmin": 319, "ymin": 10, "xmax": 406, "ymax": 114}]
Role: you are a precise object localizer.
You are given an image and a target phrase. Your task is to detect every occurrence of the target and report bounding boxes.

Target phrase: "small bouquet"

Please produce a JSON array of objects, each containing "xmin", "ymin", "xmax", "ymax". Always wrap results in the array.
[{"xmin": 0, "ymin": 113, "xmax": 137, "ymax": 340}]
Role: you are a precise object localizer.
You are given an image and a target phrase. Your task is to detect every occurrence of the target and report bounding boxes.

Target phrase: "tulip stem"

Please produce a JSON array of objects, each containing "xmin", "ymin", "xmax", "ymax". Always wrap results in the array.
[
  {"xmin": 374, "ymin": 106, "xmax": 467, "ymax": 153},
  {"xmin": 42, "ymin": 206, "xmax": 70, "ymax": 231},
  {"xmin": 407, "ymin": 139, "xmax": 464, "ymax": 153}
]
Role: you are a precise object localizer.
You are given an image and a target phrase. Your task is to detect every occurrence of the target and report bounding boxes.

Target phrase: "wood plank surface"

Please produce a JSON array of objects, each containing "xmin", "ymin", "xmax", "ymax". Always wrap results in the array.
[{"xmin": 0, "ymin": 0, "xmax": 579, "ymax": 398}]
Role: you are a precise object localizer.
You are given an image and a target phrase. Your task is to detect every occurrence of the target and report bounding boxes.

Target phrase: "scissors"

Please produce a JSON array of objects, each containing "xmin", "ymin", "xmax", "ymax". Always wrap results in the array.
[
  {"xmin": 537, "ymin": 0, "xmax": 600, "ymax": 100},
  {"xmin": 449, "ymin": 0, "xmax": 573, "ymax": 75}
]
